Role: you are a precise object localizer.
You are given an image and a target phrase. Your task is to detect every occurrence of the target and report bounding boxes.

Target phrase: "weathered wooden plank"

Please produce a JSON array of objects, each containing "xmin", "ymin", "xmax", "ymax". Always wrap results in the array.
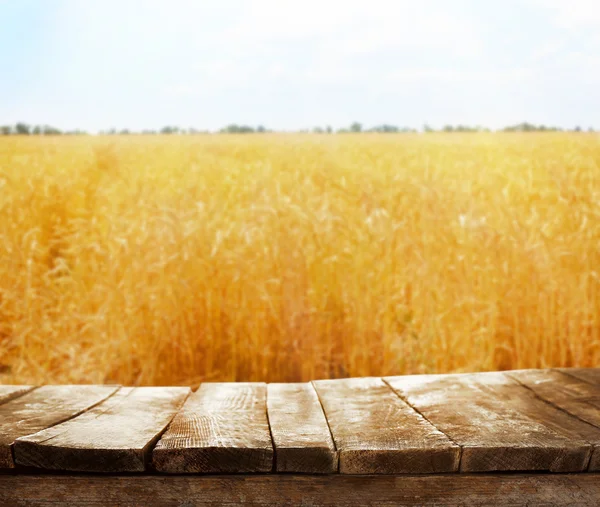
[
  {"xmin": 3, "ymin": 474, "xmax": 600, "ymax": 507},
  {"xmin": 312, "ymin": 377, "xmax": 460, "ymax": 474},
  {"xmin": 557, "ymin": 368, "xmax": 600, "ymax": 386},
  {"xmin": 152, "ymin": 382, "xmax": 273, "ymax": 473},
  {"xmin": 0, "ymin": 385, "xmax": 35, "ymax": 405},
  {"xmin": 385, "ymin": 372, "xmax": 591, "ymax": 472},
  {"xmin": 468, "ymin": 371, "xmax": 600, "ymax": 451},
  {"xmin": 13, "ymin": 386, "xmax": 190, "ymax": 472},
  {"xmin": 0, "ymin": 385, "xmax": 118, "ymax": 468},
  {"xmin": 508, "ymin": 368, "xmax": 600, "ymax": 470},
  {"xmin": 267, "ymin": 383, "xmax": 337, "ymax": 473}
]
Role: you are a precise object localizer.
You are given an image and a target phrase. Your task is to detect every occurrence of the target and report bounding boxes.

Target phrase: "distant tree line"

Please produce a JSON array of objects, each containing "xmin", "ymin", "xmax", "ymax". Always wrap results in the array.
[
  {"xmin": 0, "ymin": 121, "xmax": 595, "ymax": 135},
  {"xmin": 334, "ymin": 122, "xmax": 418, "ymax": 133},
  {"xmin": 500, "ymin": 122, "xmax": 589, "ymax": 132},
  {"xmin": 0, "ymin": 123, "xmax": 87, "ymax": 136}
]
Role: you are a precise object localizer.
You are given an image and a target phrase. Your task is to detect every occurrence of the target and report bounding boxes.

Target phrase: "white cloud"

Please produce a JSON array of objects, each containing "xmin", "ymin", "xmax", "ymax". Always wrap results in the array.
[
  {"xmin": 386, "ymin": 67, "xmax": 533, "ymax": 85},
  {"xmin": 530, "ymin": 40, "xmax": 567, "ymax": 62},
  {"xmin": 161, "ymin": 0, "xmax": 484, "ymax": 98},
  {"xmin": 529, "ymin": 0, "xmax": 600, "ymax": 30},
  {"xmin": 225, "ymin": 0, "xmax": 481, "ymax": 57}
]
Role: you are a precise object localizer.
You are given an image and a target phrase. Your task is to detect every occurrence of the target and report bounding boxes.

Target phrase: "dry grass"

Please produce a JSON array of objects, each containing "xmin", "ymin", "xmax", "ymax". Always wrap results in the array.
[{"xmin": 1, "ymin": 133, "xmax": 599, "ymax": 385}]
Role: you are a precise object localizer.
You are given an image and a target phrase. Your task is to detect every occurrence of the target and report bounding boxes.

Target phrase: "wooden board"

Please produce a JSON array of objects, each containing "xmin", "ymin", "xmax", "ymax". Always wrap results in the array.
[
  {"xmin": 152, "ymin": 382, "xmax": 273, "ymax": 473},
  {"xmin": 508, "ymin": 368, "xmax": 600, "ymax": 470},
  {"xmin": 0, "ymin": 385, "xmax": 118, "ymax": 468},
  {"xmin": 471, "ymin": 372, "xmax": 600, "ymax": 445},
  {"xmin": 13, "ymin": 386, "xmax": 190, "ymax": 472},
  {"xmin": 0, "ymin": 385, "xmax": 35, "ymax": 405},
  {"xmin": 267, "ymin": 383, "xmax": 337, "ymax": 473},
  {"xmin": 3, "ymin": 474, "xmax": 600, "ymax": 507},
  {"xmin": 384, "ymin": 372, "xmax": 591, "ymax": 472},
  {"xmin": 558, "ymin": 368, "xmax": 600, "ymax": 386},
  {"xmin": 312, "ymin": 377, "xmax": 460, "ymax": 474}
]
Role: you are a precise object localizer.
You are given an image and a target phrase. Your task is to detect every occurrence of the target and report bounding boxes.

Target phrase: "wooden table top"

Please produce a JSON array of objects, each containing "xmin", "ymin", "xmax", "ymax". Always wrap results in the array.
[{"xmin": 2, "ymin": 368, "xmax": 600, "ymax": 475}]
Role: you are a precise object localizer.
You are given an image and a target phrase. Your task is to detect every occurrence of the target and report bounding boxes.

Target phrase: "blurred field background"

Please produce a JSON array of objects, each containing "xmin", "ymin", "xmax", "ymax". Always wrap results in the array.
[{"xmin": 0, "ymin": 133, "xmax": 599, "ymax": 386}]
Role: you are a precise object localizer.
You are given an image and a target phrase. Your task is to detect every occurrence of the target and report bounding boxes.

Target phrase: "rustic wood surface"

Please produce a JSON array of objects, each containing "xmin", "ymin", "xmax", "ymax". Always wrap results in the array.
[
  {"xmin": 152, "ymin": 382, "xmax": 273, "ymax": 473},
  {"xmin": 313, "ymin": 377, "xmax": 460, "ymax": 474},
  {"xmin": 461, "ymin": 370, "xmax": 600, "ymax": 471},
  {"xmin": 384, "ymin": 371, "xmax": 591, "ymax": 472},
  {"xmin": 508, "ymin": 369, "xmax": 600, "ymax": 470},
  {"xmin": 0, "ymin": 385, "xmax": 118, "ymax": 468},
  {"xmin": 558, "ymin": 367, "xmax": 600, "ymax": 386},
  {"xmin": 2, "ymin": 474, "xmax": 600, "ymax": 507},
  {"xmin": 267, "ymin": 383, "xmax": 337, "ymax": 473},
  {"xmin": 0, "ymin": 385, "xmax": 35, "ymax": 405},
  {"xmin": 13, "ymin": 386, "xmax": 190, "ymax": 472},
  {"xmin": 1, "ymin": 368, "xmax": 600, "ymax": 481}
]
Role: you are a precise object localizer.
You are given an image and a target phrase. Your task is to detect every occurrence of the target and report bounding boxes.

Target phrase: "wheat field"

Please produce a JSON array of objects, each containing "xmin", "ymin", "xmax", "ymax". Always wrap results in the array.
[{"xmin": 0, "ymin": 133, "xmax": 599, "ymax": 386}]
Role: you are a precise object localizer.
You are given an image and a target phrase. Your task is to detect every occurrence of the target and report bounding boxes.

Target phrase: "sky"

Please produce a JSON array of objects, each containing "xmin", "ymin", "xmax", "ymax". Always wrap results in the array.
[{"xmin": 1, "ymin": 0, "xmax": 599, "ymax": 132}]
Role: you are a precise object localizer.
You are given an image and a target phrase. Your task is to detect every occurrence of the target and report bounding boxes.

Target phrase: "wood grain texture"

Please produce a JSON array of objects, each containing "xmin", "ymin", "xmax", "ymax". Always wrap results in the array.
[
  {"xmin": 0, "ymin": 385, "xmax": 118, "ymax": 468},
  {"xmin": 13, "ymin": 386, "xmax": 190, "ymax": 472},
  {"xmin": 508, "ymin": 368, "xmax": 600, "ymax": 470},
  {"xmin": 312, "ymin": 377, "xmax": 460, "ymax": 474},
  {"xmin": 385, "ymin": 372, "xmax": 591, "ymax": 472},
  {"xmin": 470, "ymin": 371, "xmax": 600, "ymax": 452},
  {"xmin": 152, "ymin": 382, "xmax": 273, "ymax": 473},
  {"xmin": 0, "ymin": 385, "xmax": 35, "ymax": 405},
  {"xmin": 267, "ymin": 383, "xmax": 337, "ymax": 473},
  {"xmin": 3, "ymin": 474, "xmax": 600, "ymax": 507},
  {"xmin": 558, "ymin": 368, "xmax": 600, "ymax": 386}
]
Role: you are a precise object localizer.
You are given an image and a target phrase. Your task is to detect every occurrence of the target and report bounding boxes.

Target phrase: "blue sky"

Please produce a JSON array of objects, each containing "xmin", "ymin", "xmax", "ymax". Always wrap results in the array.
[{"xmin": 1, "ymin": 0, "xmax": 599, "ymax": 132}]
